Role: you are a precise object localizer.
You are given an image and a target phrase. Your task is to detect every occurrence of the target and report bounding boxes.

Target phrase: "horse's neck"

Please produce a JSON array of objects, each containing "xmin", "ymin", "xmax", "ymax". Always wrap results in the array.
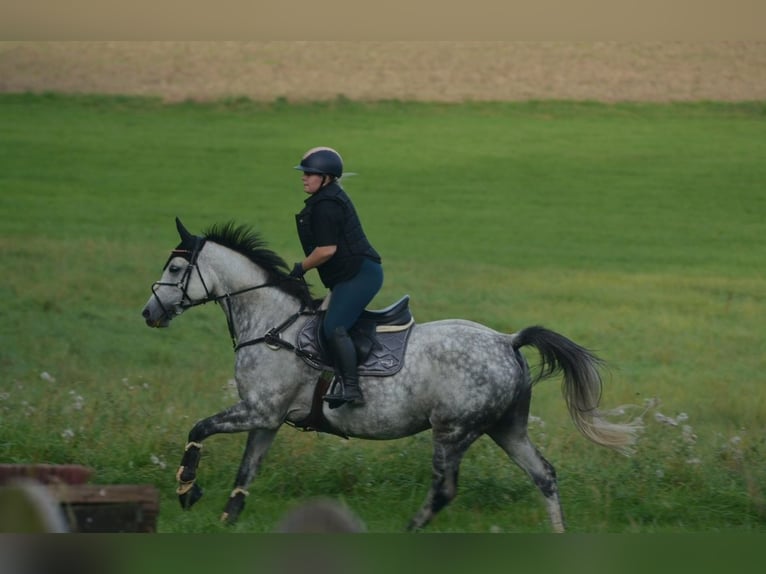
[
  {"xmin": 201, "ymin": 246, "xmax": 301, "ymax": 336},
  {"xmin": 226, "ymin": 286, "xmax": 299, "ymax": 337}
]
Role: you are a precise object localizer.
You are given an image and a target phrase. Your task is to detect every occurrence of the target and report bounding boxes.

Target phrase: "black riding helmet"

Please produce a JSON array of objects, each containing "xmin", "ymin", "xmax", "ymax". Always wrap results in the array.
[{"xmin": 293, "ymin": 147, "xmax": 343, "ymax": 178}]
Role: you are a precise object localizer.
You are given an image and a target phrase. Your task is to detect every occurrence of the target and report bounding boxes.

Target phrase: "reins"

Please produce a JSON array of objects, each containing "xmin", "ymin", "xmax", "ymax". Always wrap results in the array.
[
  {"xmin": 231, "ymin": 304, "xmax": 315, "ymax": 354},
  {"xmin": 181, "ymin": 274, "xmax": 318, "ymax": 355}
]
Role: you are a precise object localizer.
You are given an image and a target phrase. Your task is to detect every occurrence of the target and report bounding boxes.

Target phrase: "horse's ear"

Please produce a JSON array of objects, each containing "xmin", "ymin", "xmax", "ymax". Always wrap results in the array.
[{"xmin": 176, "ymin": 217, "xmax": 194, "ymax": 243}]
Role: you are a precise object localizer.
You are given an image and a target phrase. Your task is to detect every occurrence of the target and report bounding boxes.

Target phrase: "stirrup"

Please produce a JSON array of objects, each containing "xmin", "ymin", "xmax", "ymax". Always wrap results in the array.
[{"xmin": 323, "ymin": 378, "xmax": 364, "ymax": 409}]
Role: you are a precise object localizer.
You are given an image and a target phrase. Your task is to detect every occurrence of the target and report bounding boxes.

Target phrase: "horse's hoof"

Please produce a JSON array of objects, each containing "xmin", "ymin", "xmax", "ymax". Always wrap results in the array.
[
  {"xmin": 178, "ymin": 483, "xmax": 204, "ymax": 510},
  {"xmin": 220, "ymin": 491, "xmax": 248, "ymax": 524},
  {"xmin": 220, "ymin": 511, "xmax": 238, "ymax": 524}
]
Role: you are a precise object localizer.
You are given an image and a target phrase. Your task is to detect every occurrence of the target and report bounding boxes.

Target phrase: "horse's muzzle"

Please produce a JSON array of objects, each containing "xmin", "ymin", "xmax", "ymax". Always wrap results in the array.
[{"xmin": 142, "ymin": 301, "xmax": 172, "ymax": 328}]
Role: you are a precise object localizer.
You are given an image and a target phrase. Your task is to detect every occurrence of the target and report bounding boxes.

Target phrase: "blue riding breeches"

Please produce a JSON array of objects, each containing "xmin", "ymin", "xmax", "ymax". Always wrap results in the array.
[{"xmin": 322, "ymin": 258, "xmax": 384, "ymax": 339}]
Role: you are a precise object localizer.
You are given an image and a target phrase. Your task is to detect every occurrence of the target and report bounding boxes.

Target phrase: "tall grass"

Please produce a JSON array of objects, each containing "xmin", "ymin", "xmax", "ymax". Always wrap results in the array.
[{"xmin": 1, "ymin": 94, "xmax": 764, "ymax": 532}]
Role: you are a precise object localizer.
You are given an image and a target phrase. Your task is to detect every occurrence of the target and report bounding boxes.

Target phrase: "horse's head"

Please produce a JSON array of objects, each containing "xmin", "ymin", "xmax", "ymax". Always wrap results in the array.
[{"xmin": 142, "ymin": 218, "xmax": 213, "ymax": 328}]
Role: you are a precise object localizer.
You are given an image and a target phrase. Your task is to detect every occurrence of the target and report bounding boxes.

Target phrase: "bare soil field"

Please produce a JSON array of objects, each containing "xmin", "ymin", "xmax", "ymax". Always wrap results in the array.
[{"xmin": 1, "ymin": 41, "xmax": 765, "ymax": 102}]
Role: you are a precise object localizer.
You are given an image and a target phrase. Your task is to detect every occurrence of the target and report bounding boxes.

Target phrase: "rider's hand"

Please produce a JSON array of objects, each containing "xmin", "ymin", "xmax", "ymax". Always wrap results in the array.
[{"xmin": 289, "ymin": 262, "xmax": 305, "ymax": 279}]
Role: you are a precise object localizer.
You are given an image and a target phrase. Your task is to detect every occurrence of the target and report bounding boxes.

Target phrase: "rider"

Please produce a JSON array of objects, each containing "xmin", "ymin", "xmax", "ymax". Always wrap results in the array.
[{"xmin": 289, "ymin": 147, "xmax": 383, "ymax": 408}]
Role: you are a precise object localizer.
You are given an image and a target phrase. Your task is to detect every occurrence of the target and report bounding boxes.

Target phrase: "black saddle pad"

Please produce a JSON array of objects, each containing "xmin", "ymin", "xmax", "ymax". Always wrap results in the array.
[{"xmin": 296, "ymin": 315, "xmax": 414, "ymax": 377}]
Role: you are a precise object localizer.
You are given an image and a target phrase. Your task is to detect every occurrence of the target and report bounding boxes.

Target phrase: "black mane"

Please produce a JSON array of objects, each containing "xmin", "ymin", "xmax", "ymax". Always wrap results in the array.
[{"xmin": 202, "ymin": 221, "xmax": 314, "ymax": 306}]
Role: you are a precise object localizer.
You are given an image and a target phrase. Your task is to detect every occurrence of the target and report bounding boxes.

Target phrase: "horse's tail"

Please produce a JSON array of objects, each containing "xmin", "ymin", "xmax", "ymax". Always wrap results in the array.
[{"xmin": 511, "ymin": 325, "xmax": 642, "ymax": 456}]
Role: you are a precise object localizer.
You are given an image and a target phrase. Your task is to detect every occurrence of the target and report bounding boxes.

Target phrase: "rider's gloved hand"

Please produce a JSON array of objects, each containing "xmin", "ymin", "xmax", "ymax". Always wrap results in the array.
[{"xmin": 289, "ymin": 262, "xmax": 305, "ymax": 279}]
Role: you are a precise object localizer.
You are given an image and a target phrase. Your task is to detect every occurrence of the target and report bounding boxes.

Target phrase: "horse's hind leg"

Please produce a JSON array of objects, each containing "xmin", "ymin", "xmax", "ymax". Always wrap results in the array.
[
  {"xmin": 488, "ymin": 416, "xmax": 565, "ymax": 533},
  {"xmin": 407, "ymin": 427, "xmax": 480, "ymax": 531},
  {"xmin": 220, "ymin": 428, "xmax": 278, "ymax": 524}
]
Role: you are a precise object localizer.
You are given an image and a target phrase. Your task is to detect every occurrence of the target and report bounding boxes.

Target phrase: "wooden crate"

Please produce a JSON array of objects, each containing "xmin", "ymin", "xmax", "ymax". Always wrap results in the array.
[{"xmin": 48, "ymin": 484, "xmax": 160, "ymax": 533}]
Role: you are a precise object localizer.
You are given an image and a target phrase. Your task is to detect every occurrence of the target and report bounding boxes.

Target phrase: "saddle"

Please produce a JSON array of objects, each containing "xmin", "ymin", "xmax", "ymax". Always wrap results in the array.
[
  {"xmin": 289, "ymin": 295, "xmax": 415, "ymax": 438},
  {"xmin": 297, "ymin": 295, "xmax": 415, "ymax": 377}
]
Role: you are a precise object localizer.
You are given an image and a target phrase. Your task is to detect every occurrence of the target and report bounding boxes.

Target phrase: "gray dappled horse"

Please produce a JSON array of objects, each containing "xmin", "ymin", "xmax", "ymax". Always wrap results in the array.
[{"xmin": 142, "ymin": 219, "xmax": 642, "ymax": 532}]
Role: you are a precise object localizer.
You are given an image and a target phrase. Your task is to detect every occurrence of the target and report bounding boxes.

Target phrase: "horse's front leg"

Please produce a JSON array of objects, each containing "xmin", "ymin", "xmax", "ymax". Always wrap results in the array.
[
  {"xmin": 175, "ymin": 401, "xmax": 270, "ymax": 511},
  {"xmin": 176, "ymin": 440, "xmax": 205, "ymax": 509},
  {"xmin": 220, "ymin": 427, "xmax": 279, "ymax": 524}
]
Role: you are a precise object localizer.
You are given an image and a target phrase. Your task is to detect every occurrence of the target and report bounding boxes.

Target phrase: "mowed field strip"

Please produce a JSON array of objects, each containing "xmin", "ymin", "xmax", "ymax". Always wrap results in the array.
[{"xmin": 2, "ymin": 42, "xmax": 766, "ymax": 102}]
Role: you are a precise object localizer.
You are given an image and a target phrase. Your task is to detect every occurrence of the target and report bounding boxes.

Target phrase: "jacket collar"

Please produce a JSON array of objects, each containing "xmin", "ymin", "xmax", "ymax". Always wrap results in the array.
[{"xmin": 304, "ymin": 180, "xmax": 342, "ymax": 205}]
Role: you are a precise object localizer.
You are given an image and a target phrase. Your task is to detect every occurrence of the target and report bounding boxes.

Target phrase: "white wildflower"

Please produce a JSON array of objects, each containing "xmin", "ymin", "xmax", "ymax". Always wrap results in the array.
[
  {"xmin": 68, "ymin": 390, "xmax": 85, "ymax": 411},
  {"xmin": 643, "ymin": 397, "xmax": 661, "ymax": 410},
  {"xmin": 61, "ymin": 428, "xmax": 75, "ymax": 441},
  {"xmin": 40, "ymin": 372, "xmax": 56, "ymax": 382},
  {"xmin": 682, "ymin": 425, "xmax": 697, "ymax": 444},
  {"xmin": 654, "ymin": 412, "xmax": 678, "ymax": 426},
  {"xmin": 655, "ymin": 468, "xmax": 664, "ymax": 479},
  {"xmin": 686, "ymin": 458, "xmax": 701, "ymax": 465},
  {"xmin": 676, "ymin": 412, "xmax": 689, "ymax": 423},
  {"xmin": 150, "ymin": 454, "xmax": 167, "ymax": 470}
]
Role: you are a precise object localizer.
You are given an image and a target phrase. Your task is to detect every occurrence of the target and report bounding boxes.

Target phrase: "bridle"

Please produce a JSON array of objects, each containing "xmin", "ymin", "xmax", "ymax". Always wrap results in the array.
[
  {"xmin": 149, "ymin": 235, "xmax": 317, "ymax": 354},
  {"xmin": 150, "ymin": 235, "xmax": 210, "ymax": 314}
]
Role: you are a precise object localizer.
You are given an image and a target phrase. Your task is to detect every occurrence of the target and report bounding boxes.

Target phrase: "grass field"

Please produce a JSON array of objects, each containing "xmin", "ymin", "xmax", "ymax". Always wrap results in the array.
[{"xmin": 1, "ymin": 93, "xmax": 764, "ymax": 533}]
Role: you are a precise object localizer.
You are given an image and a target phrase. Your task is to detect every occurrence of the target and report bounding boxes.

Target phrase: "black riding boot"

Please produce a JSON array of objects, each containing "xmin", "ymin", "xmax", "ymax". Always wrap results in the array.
[{"xmin": 323, "ymin": 326, "xmax": 364, "ymax": 409}]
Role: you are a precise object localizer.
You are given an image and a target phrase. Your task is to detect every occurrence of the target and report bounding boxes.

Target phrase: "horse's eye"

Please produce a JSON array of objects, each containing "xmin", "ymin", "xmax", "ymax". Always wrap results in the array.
[{"xmin": 169, "ymin": 265, "xmax": 181, "ymax": 274}]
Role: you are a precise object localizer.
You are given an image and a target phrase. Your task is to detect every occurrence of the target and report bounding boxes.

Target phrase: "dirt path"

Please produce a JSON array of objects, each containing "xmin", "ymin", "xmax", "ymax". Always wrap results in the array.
[{"xmin": 2, "ymin": 42, "xmax": 765, "ymax": 102}]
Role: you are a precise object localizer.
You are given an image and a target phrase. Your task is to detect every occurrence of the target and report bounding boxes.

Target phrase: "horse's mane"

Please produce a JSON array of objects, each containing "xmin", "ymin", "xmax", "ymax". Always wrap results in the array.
[{"xmin": 202, "ymin": 221, "xmax": 315, "ymax": 306}]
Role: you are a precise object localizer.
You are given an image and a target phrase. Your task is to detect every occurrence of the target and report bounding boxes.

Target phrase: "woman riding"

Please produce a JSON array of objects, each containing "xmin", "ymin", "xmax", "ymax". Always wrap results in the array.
[{"xmin": 288, "ymin": 147, "xmax": 383, "ymax": 408}]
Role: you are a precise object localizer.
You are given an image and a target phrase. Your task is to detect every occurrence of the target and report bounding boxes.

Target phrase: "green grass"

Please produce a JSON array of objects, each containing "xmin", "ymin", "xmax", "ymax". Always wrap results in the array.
[{"xmin": 1, "ymin": 93, "xmax": 764, "ymax": 532}]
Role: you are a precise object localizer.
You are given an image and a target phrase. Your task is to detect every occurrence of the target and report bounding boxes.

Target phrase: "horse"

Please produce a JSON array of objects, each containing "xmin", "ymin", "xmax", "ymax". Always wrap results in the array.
[{"xmin": 141, "ymin": 218, "xmax": 642, "ymax": 532}]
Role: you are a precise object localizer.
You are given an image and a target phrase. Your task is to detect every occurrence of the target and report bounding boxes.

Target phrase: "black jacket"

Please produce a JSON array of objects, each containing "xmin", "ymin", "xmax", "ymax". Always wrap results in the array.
[{"xmin": 295, "ymin": 182, "xmax": 381, "ymax": 288}]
